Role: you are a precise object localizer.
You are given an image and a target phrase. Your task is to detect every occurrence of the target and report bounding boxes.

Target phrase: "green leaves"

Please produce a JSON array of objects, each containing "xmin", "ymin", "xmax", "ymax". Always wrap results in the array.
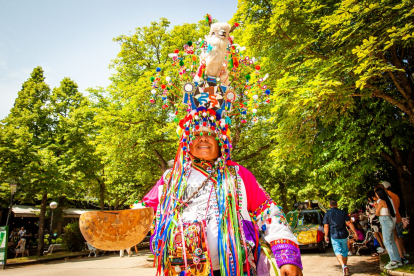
[{"xmin": 236, "ymin": 0, "xmax": 414, "ymax": 211}]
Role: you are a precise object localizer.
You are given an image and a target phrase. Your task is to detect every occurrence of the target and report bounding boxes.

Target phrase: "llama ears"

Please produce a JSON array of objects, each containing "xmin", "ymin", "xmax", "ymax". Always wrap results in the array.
[
  {"xmin": 206, "ymin": 14, "xmax": 212, "ymax": 27},
  {"xmin": 229, "ymin": 22, "xmax": 240, "ymax": 33}
]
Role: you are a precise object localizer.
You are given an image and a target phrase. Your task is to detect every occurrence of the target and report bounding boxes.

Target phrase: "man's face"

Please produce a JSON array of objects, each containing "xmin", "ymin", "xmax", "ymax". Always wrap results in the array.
[{"xmin": 189, "ymin": 131, "xmax": 220, "ymax": 161}]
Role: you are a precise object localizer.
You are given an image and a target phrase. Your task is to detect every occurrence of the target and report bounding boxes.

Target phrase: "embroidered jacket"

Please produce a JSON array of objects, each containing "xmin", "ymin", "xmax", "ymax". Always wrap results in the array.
[{"xmin": 142, "ymin": 161, "xmax": 302, "ymax": 272}]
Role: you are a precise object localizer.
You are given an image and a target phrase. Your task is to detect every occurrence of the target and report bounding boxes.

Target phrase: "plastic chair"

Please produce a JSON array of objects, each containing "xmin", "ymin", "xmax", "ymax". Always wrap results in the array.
[{"xmin": 85, "ymin": 242, "xmax": 98, "ymax": 257}]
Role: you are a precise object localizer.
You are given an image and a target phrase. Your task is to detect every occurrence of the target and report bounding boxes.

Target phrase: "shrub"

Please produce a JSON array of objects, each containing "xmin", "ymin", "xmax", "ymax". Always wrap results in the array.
[
  {"xmin": 62, "ymin": 221, "xmax": 85, "ymax": 252},
  {"xmin": 55, "ymin": 237, "xmax": 63, "ymax": 244}
]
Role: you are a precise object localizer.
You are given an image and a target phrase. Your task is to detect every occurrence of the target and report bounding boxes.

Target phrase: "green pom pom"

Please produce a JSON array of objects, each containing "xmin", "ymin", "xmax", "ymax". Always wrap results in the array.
[
  {"xmin": 245, "ymin": 74, "xmax": 251, "ymax": 81},
  {"xmin": 174, "ymin": 117, "xmax": 179, "ymax": 122},
  {"xmin": 219, "ymin": 143, "xmax": 223, "ymax": 146},
  {"xmin": 215, "ymin": 137, "xmax": 219, "ymax": 140},
  {"xmin": 179, "ymin": 60, "xmax": 184, "ymax": 66},
  {"xmin": 150, "ymin": 76, "xmax": 155, "ymax": 82},
  {"xmin": 200, "ymin": 132, "xmax": 203, "ymax": 136},
  {"xmin": 187, "ymin": 41, "xmax": 193, "ymax": 46}
]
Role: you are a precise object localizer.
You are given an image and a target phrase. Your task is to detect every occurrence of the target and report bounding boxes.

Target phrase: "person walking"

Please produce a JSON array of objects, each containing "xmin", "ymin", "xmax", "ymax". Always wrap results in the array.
[
  {"xmin": 374, "ymin": 187, "xmax": 402, "ymax": 269},
  {"xmin": 324, "ymin": 200, "xmax": 358, "ymax": 276}
]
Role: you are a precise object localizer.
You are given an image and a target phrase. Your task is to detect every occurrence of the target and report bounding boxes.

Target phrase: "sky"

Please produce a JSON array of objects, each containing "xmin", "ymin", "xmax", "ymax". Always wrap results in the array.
[{"xmin": 0, "ymin": 0, "xmax": 238, "ymax": 119}]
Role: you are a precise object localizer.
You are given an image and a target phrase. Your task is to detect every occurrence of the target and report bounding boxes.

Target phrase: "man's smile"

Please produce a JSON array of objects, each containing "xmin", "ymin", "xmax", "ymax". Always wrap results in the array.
[{"xmin": 197, "ymin": 144, "xmax": 211, "ymax": 149}]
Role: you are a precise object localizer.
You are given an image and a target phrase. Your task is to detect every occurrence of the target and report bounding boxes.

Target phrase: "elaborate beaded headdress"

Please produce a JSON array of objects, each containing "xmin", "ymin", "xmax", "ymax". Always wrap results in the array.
[{"xmin": 149, "ymin": 14, "xmax": 272, "ymax": 161}]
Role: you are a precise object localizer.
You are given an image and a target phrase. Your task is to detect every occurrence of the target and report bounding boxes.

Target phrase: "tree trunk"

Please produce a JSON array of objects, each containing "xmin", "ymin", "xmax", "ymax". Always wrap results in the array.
[
  {"xmin": 99, "ymin": 181, "xmax": 105, "ymax": 211},
  {"xmin": 382, "ymin": 146, "xmax": 414, "ymax": 216},
  {"xmin": 280, "ymin": 183, "xmax": 288, "ymax": 213},
  {"xmin": 37, "ymin": 193, "xmax": 48, "ymax": 256},
  {"xmin": 396, "ymin": 168, "xmax": 414, "ymax": 215},
  {"xmin": 153, "ymin": 149, "xmax": 167, "ymax": 173}
]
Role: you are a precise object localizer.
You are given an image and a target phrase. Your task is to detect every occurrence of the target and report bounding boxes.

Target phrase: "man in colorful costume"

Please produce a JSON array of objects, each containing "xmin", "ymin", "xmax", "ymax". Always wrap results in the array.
[{"xmin": 140, "ymin": 16, "xmax": 303, "ymax": 276}]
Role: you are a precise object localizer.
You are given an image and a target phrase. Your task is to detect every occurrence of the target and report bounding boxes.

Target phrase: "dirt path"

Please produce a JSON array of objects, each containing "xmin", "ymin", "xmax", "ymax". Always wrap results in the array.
[
  {"xmin": 2, "ymin": 248, "xmax": 379, "ymax": 276},
  {"xmin": 300, "ymin": 248, "xmax": 380, "ymax": 275}
]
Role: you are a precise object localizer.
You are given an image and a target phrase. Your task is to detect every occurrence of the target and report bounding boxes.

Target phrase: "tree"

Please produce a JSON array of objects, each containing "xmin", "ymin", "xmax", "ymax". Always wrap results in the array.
[
  {"xmin": 0, "ymin": 67, "xmax": 57, "ymax": 255},
  {"xmin": 235, "ymin": 0, "xmax": 414, "ymax": 213},
  {"xmin": 91, "ymin": 19, "xmax": 212, "ymax": 207},
  {"xmin": 0, "ymin": 67, "xmax": 103, "ymax": 255}
]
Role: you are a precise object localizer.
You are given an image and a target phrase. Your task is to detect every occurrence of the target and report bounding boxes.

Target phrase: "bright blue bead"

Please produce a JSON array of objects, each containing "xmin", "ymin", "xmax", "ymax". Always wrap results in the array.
[
  {"xmin": 265, "ymin": 89, "xmax": 271, "ymax": 95},
  {"xmin": 261, "ymin": 225, "xmax": 266, "ymax": 231},
  {"xmin": 156, "ymin": 67, "xmax": 161, "ymax": 72}
]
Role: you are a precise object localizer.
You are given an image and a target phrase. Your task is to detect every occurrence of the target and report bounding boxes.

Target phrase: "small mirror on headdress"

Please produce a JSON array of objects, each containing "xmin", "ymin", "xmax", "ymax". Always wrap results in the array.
[
  {"xmin": 224, "ymin": 90, "xmax": 236, "ymax": 103},
  {"xmin": 183, "ymin": 83, "xmax": 196, "ymax": 94}
]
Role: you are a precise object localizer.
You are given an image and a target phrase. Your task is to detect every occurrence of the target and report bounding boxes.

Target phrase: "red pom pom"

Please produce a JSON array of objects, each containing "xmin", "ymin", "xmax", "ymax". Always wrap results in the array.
[
  {"xmin": 161, "ymin": 84, "xmax": 166, "ymax": 89},
  {"xmin": 234, "ymin": 22, "xmax": 239, "ymax": 27},
  {"xmin": 223, "ymin": 144, "xmax": 228, "ymax": 149},
  {"xmin": 195, "ymin": 125, "xmax": 200, "ymax": 130},
  {"xmin": 185, "ymin": 131, "xmax": 190, "ymax": 135},
  {"xmin": 255, "ymin": 65, "xmax": 261, "ymax": 70},
  {"xmin": 150, "ymin": 99, "xmax": 155, "ymax": 103},
  {"xmin": 207, "ymin": 109, "xmax": 216, "ymax": 116},
  {"xmin": 203, "ymin": 122, "xmax": 207, "ymax": 126},
  {"xmin": 174, "ymin": 49, "xmax": 179, "ymax": 54},
  {"xmin": 210, "ymin": 126, "xmax": 215, "ymax": 130},
  {"xmin": 179, "ymin": 120, "xmax": 185, "ymax": 129}
]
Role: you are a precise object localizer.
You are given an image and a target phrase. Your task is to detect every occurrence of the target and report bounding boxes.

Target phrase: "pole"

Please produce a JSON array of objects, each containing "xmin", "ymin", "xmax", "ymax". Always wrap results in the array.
[
  {"xmin": 50, "ymin": 211, "xmax": 53, "ymax": 236},
  {"xmin": 5, "ymin": 194, "xmax": 14, "ymax": 227}
]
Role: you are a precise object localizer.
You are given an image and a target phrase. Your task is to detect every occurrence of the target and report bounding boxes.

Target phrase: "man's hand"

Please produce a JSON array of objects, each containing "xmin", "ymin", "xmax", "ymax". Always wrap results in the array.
[
  {"xmin": 280, "ymin": 264, "xmax": 303, "ymax": 276},
  {"xmin": 324, "ymin": 236, "xmax": 329, "ymax": 243}
]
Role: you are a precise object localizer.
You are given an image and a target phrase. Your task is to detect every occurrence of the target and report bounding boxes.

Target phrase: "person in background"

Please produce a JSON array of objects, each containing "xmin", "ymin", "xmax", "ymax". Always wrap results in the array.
[
  {"xmin": 366, "ymin": 191, "xmax": 385, "ymax": 253},
  {"xmin": 358, "ymin": 209, "xmax": 369, "ymax": 233},
  {"xmin": 347, "ymin": 220, "xmax": 365, "ymax": 255},
  {"xmin": 380, "ymin": 181, "xmax": 409, "ymax": 258},
  {"xmin": 15, "ymin": 236, "xmax": 27, "ymax": 258},
  {"xmin": 361, "ymin": 230, "xmax": 378, "ymax": 257},
  {"xmin": 324, "ymin": 200, "xmax": 358, "ymax": 276},
  {"xmin": 374, "ymin": 187, "xmax": 404, "ymax": 269},
  {"xmin": 18, "ymin": 226, "xmax": 26, "ymax": 237}
]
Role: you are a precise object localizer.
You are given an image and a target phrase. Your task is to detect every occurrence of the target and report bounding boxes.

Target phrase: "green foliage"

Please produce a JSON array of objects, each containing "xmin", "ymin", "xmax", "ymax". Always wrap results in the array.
[
  {"xmin": 235, "ymin": 0, "xmax": 414, "ymax": 211},
  {"xmin": 62, "ymin": 221, "xmax": 85, "ymax": 252},
  {"xmin": 90, "ymin": 18, "xmax": 211, "ymax": 207}
]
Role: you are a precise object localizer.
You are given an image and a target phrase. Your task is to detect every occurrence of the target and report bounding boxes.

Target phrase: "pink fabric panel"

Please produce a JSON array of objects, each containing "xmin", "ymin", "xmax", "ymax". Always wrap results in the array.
[
  {"xmin": 228, "ymin": 161, "xmax": 268, "ymax": 213},
  {"xmin": 142, "ymin": 177, "xmax": 163, "ymax": 212}
]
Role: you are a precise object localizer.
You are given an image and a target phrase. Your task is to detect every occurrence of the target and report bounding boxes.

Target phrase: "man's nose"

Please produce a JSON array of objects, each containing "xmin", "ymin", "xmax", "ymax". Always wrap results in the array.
[{"xmin": 198, "ymin": 135, "xmax": 208, "ymax": 142}]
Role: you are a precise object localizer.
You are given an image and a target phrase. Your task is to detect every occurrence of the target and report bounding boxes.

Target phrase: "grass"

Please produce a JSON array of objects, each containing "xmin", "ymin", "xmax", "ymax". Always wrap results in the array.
[
  {"xmin": 380, "ymin": 249, "xmax": 414, "ymax": 274},
  {"xmin": 7, "ymin": 251, "xmax": 87, "ymax": 264}
]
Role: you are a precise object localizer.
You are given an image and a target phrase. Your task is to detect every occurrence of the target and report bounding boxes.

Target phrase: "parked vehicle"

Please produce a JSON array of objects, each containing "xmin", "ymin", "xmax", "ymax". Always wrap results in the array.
[{"xmin": 286, "ymin": 201, "xmax": 328, "ymax": 252}]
